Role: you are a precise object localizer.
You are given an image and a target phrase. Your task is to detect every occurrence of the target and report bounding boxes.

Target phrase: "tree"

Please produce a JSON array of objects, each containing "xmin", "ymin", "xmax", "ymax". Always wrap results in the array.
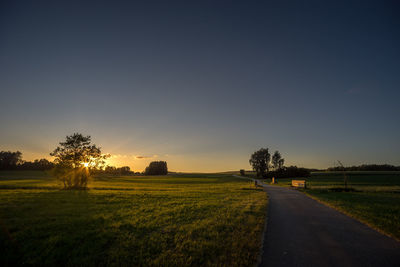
[
  {"xmin": 271, "ymin": 151, "xmax": 285, "ymax": 171},
  {"xmin": 239, "ymin": 169, "xmax": 245, "ymax": 176},
  {"xmin": 249, "ymin": 148, "xmax": 271, "ymax": 178},
  {"xmin": 271, "ymin": 151, "xmax": 279, "ymax": 170},
  {"xmin": 144, "ymin": 161, "xmax": 168, "ymax": 175},
  {"xmin": 0, "ymin": 151, "xmax": 22, "ymax": 170},
  {"xmin": 118, "ymin": 166, "xmax": 131, "ymax": 174},
  {"xmin": 50, "ymin": 133, "xmax": 109, "ymax": 189},
  {"xmin": 278, "ymin": 158, "xmax": 284, "ymax": 170}
]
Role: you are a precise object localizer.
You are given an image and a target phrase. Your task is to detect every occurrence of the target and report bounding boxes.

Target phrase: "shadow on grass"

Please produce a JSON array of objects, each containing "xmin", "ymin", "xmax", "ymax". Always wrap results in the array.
[{"xmin": 0, "ymin": 190, "xmax": 119, "ymax": 266}]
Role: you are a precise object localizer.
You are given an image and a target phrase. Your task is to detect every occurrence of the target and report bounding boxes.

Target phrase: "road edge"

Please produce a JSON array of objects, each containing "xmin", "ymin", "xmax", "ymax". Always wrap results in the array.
[
  {"xmin": 299, "ymin": 190, "xmax": 400, "ymax": 242},
  {"xmin": 232, "ymin": 175, "xmax": 269, "ymax": 267}
]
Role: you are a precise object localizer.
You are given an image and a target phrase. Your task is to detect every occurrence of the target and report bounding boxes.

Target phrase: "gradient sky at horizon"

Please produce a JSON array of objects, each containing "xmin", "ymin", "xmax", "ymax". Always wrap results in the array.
[{"xmin": 1, "ymin": 0, "xmax": 399, "ymax": 172}]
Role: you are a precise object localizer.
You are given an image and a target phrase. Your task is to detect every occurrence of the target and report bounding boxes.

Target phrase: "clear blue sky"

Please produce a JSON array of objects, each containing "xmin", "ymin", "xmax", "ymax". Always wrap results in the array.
[{"xmin": 1, "ymin": 0, "xmax": 399, "ymax": 172}]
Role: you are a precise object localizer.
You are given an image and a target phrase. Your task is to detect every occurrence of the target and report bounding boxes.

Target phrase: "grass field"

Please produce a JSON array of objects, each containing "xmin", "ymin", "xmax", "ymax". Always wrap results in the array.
[
  {"xmin": 0, "ymin": 171, "xmax": 267, "ymax": 266},
  {"xmin": 273, "ymin": 171, "xmax": 400, "ymax": 192},
  {"xmin": 269, "ymin": 171, "xmax": 400, "ymax": 240}
]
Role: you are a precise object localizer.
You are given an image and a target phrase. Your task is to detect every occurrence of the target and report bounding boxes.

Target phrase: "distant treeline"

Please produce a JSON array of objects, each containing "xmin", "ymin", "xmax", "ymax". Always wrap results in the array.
[
  {"xmin": 0, "ymin": 151, "xmax": 134, "ymax": 173},
  {"xmin": 242, "ymin": 166, "xmax": 311, "ymax": 178},
  {"xmin": 0, "ymin": 150, "xmax": 169, "ymax": 175},
  {"xmin": 92, "ymin": 166, "xmax": 134, "ymax": 175},
  {"xmin": 265, "ymin": 166, "xmax": 311, "ymax": 178},
  {"xmin": 327, "ymin": 164, "xmax": 400, "ymax": 172},
  {"xmin": 0, "ymin": 151, "xmax": 54, "ymax": 170}
]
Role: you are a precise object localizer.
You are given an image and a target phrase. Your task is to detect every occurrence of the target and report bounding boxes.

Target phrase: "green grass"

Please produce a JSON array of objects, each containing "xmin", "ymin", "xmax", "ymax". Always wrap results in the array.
[
  {"xmin": 304, "ymin": 189, "xmax": 400, "ymax": 240},
  {"xmin": 267, "ymin": 171, "xmax": 400, "ymax": 240},
  {"xmin": 271, "ymin": 171, "xmax": 400, "ymax": 192},
  {"xmin": 0, "ymin": 171, "xmax": 267, "ymax": 266}
]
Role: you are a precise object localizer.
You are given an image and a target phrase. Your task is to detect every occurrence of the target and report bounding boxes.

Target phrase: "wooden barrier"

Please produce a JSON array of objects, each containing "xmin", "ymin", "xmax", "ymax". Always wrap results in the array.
[{"xmin": 292, "ymin": 180, "xmax": 306, "ymax": 188}]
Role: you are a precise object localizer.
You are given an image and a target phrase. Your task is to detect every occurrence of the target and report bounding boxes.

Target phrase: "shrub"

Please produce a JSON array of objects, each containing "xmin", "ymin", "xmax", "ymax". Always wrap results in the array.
[
  {"xmin": 144, "ymin": 161, "xmax": 168, "ymax": 175},
  {"xmin": 265, "ymin": 166, "xmax": 310, "ymax": 178}
]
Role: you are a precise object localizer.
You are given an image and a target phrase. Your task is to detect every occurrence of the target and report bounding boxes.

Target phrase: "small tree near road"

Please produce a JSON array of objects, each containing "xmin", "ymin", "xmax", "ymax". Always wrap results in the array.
[
  {"xmin": 50, "ymin": 133, "xmax": 109, "ymax": 189},
  {"xmin": 249, "ymin": 148, "xmax": 271, "ymax": 178}
]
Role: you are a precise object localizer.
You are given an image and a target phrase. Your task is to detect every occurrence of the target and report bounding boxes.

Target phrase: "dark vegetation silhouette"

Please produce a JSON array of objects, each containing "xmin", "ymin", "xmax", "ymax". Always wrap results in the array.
[
  {"xmin": 0, "ymin": 151, "xmax": 22, "ymax": 169},
  {"xmin": 271, "ymin": 151, "xmax": 284, "ymax": 170},
  {"xmin": 239, "ymin": 169, "xmax": 245, "ymax": 176},
  {"xmin": 264, "ymin": 166, "xmax": 310, "ymax": 178},
  {"xmin": 0, "ymin": 151, "xmax": 54, "ymax": 170},
  {"xmin": 327, "ymin": 164, "xmax": 400, "ymax": 171},
  {"xmin": 19, "ymin": 159, "xmax": 54, "ymax": 170},
  {"xmin": 249, "ymin": 148, "xmax": 310, "ymax": 178},
  {"xmin": 0, "ymin": 150, "xmax": 133, "ymax": 174},
  {"xmin": 50, "ymin": 133, "xmax": 109, "ymax": 189},
  {"xmin": 144, "ymin": 161, "xmax": 168, "ymax": 175},
  {"xmin": 102, "ymin": 166, "xmax": 133, "ymax": 175},
  {"xmin": 249, "ymin": 148, "xmax": 271, "ymax": 178}
]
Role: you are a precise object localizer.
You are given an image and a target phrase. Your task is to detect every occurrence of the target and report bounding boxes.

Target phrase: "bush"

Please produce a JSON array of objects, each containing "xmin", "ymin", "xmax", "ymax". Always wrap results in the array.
[
  {"xmin": 239, "ymin": 169, "xmax": 245, "ymax": 176},
  {"xmin": 144, "ymin": 161, "xmax": 168, "ymax": 175},
  {"xmin": 51, "ymin": 164, "xmax": 91, "ymax": 189},
  {"xmin": 101, "ymin": 166, "xmax": 132, "ymax": 175},
  {"xmin": 265, "ymin": 166, "xmax": 310, "ymax": 178}
]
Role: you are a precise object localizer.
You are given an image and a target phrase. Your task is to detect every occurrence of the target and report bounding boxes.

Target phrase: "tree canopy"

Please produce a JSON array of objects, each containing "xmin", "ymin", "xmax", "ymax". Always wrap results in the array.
[
  {"xmin": 249, "ymin": 148, "xmax": 271, "ymax": 178},
  {"xmin": 144, "ymin": 161, "xmax": 168, "ymax": 175},
  {"xmin": 50, "ymin": 133, "xmax": 109, "ymax": 189},
  {"xmin": 249, "ymin": 148, "xmax": 290, "ymax": 178},
  {"xmin": 0, "ymin": 151, "xmax": 22, "ymax": 170},
  {"xmin": 272, "ymin": 151, "xmax": 284, "ymax": 171}
]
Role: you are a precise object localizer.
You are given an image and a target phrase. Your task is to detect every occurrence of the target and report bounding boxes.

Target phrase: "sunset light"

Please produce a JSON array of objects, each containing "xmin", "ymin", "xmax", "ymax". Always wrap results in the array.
[{"xmin": 0, "ymin": 1, "xmax": 399, "ymax": 266}]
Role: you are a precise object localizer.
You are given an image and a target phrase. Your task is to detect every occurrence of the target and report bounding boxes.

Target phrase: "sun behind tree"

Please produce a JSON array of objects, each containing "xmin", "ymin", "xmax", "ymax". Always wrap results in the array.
[{"xmin": 50, "ymin": 133, "xmax": 109, "ymax": 189}]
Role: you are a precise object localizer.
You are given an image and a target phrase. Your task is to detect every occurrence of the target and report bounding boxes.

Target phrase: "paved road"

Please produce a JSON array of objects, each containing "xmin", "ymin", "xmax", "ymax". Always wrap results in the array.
[{"xmin": 259, "ymin": 185, "xmax": 400, "ymax": 267}]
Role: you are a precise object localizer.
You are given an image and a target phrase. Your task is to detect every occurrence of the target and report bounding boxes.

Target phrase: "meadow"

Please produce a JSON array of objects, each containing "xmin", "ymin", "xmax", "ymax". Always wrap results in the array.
[
  {"xmin": 271, "ymin": 171, "xmax": 400, "ymax": 240},
  {"xmin": 0, "ymin": 171, "xmax": 267, "ymax": 266}
]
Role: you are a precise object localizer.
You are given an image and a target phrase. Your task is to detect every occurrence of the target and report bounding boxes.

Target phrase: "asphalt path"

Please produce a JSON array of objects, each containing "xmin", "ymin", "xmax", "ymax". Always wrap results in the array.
[{"xmin": 259, "ymin": 184, "xmax": 400, "ymax": 267}]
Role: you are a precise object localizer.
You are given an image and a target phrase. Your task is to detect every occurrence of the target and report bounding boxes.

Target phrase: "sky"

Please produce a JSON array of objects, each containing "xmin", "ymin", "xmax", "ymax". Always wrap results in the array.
[{"xmin": 1, "ymin": 0, "xmax": 399, "ymax": 172}]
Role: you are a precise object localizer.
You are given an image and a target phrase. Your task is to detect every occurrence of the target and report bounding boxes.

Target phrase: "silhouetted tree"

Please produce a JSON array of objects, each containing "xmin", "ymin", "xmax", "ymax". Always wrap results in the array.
[
  {"xmin": 271, "ymin": 151, "xmax": 285, "ymax": 170},
  {"xmin": 240, "ymin": 169, "xmax": 245, "ymax": 176},
  {"xmin": 105, "ymin": 166, "xmax": 117, "ymax": 173},
  {"xmin": 0, "ymin": 151, "xmax": 23, "ymax": 170},
  {"xmin": 50, "ymin": 133, "xmax": 109, "ymax": 189},
  {"xmin": 144, "ymin": 161, "xmax": 168, "ymax": 175},
  {"xmin": 118, "ymin": 166, "xmax": 131, "ymax": 174},
  {"xmin": 249, "ymin": 148, "xmax": 271, "ymax": 178}
]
